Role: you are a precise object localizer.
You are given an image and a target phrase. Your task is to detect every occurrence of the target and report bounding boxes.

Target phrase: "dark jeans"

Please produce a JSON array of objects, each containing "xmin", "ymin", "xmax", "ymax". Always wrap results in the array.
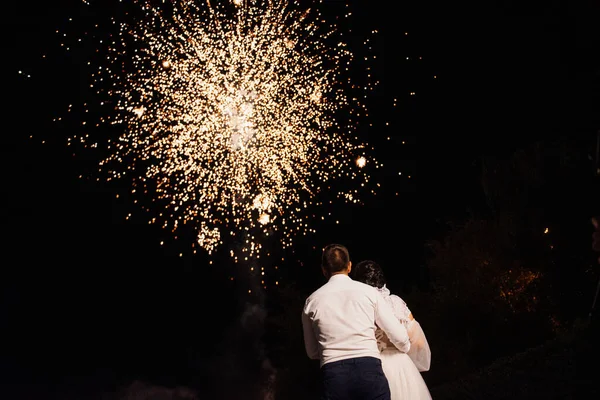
[{"xmin": 320, "ymin": 356, "xmax": 390, "ymax": 400}]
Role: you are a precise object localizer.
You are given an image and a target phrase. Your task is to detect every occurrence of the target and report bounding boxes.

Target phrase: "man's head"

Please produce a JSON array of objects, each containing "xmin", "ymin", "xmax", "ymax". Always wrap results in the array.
[{"xmin": 321, "ymin": 244, "xmax": 351, "ymax": 278}]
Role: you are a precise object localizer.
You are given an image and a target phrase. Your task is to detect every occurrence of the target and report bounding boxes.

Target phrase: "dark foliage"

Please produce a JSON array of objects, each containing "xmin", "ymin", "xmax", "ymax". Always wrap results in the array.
[{"xmin": 262, "ymin": 137, "xmax": 600, "ymax": 397}]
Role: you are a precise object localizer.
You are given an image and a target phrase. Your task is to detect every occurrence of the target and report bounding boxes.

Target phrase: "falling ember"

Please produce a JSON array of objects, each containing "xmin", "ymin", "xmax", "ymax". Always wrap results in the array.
[
  {"xmin": 356, "ymin": 156, "xmax": 366, "ymax": 168},
  {"xmin": 259, "ymin": 213, "xmax": 270, "ymax": 225},
  {"xmin": 131, "ymin": 106, "xmax": 145, "ymax": 117},
  {"xmin": 197, "ymin": 222, "xmax": 221, "ymax": 254},
  {"xmin": 67, "ymin": 0, "xmax": 380, "ymax": 258}
]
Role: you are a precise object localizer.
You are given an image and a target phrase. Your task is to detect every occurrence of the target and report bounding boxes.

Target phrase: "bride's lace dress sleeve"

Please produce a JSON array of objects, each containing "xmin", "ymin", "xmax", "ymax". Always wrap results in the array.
[
  {"xmin": 388, "ymin": 294, "xmax": 411, "ymax": 324},
  {"xmin": 375, "ymin": 287, "xmax": 411, "ymax": 351},
  {"xmin": 376, "ymin": 286, "xmax": 431, "ymax": 370}
]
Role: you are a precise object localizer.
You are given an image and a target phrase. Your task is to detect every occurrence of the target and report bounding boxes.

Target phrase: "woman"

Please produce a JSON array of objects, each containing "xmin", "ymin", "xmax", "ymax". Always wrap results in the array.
[{"xmin": 353, "ymin": 260, "xmax": 432, "ymax": 400}]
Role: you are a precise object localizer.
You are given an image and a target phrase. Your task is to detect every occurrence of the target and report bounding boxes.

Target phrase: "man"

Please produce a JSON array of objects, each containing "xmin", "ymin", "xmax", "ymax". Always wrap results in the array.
[{"xmin": 302, "ymin": 244, "xmax": 411, "ymax": 400}]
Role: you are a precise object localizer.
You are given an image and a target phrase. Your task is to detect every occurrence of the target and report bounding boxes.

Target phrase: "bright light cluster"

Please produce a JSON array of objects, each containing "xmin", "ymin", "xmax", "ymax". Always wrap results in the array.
[{"xmin": 68, "ymin": 0, "xmax": 379, "ymax": 259}]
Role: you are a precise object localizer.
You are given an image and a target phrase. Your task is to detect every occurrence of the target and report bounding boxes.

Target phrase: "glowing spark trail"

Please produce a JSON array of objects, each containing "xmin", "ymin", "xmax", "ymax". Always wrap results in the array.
[{"xmin": 68, "ymin": 0, "xmax": 379, "ymax": 258}]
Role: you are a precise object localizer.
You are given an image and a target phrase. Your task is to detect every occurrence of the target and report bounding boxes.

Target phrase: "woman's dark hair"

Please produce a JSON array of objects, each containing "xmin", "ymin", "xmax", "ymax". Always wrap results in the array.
[{"xmin": 353, "ymin": 260, "xmax": 386, "ymax": 288}]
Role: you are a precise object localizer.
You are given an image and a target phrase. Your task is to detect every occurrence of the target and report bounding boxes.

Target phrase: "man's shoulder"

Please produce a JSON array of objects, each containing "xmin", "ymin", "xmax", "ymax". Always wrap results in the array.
[
  {"xmin": 305, "ymin": 282, "xmax": 329, "ymax": 303},
  {"xmin": 352, "ymin": 279, "xmax": 377, "ymax": 289},
  {"xmin": 306, "ymin": 278, "xmax": 378, "ymax": 301},
  {"xmin": 349, "ymin": 279, "xmax": 381, "ymax": 296}
]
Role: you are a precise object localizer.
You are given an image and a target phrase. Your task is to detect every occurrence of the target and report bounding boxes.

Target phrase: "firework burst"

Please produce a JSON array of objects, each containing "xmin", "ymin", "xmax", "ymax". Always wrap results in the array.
[{"xmin": 65, "ymin": 0, "xmax": 379, "ymax": 259}]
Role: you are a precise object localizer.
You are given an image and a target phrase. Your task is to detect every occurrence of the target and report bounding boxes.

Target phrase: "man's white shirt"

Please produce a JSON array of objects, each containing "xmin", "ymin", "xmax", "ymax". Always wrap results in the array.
[{"xmin": 302, "ymin": 274, "xmax": 411, "ymax": 367}]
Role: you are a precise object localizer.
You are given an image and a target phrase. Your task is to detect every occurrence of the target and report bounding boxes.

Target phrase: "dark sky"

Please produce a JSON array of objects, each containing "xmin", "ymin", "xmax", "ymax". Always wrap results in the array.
[{"xmin": 2, "ymin": 0, "xmax": 599, "ymax": 396}]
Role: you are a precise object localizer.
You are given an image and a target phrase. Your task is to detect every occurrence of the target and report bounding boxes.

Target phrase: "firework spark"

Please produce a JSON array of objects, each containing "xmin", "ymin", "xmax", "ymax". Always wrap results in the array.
[{"xmin": 67, "ymin": 0, "xmax": 379, "ymax": 259}]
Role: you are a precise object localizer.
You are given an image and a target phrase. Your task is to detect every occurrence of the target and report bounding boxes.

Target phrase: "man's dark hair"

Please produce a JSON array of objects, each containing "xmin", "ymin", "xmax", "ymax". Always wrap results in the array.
[
  {"xmin": 353, "ymin": 260, "xmax": 387, "ymax": 288},
  {"xmin": 322, "ymin": 244, "xmax": 350, "ymax": 275}
]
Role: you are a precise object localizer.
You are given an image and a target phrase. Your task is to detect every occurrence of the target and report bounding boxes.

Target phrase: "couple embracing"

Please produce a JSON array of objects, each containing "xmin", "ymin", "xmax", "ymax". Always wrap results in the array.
[{"xmin": 302, "ymin": 244, "xmax": 432, "ymax": 400}]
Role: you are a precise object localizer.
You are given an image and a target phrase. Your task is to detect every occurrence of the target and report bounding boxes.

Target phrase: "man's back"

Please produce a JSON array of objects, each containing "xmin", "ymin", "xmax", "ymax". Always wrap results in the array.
[{"xmin": 302, "ymin": 274, "xmax": 409, "ymax": 366}]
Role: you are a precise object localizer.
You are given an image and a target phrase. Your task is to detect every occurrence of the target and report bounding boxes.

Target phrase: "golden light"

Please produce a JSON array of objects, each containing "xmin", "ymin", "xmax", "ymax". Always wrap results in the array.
[
  {"xmin": 356, "ymin": 156, "xmax": 366, "ymax": 168},
  {"xmin": 132, "ymin": 106, "xmax": 144, "ymax": 117},
  {"xmin": 259, "ymin": 213, "xmax": 270, "ymax": 225},
  {"xmin": 64, "ymin": 0, "xmax": 380, "ymax": 259}
]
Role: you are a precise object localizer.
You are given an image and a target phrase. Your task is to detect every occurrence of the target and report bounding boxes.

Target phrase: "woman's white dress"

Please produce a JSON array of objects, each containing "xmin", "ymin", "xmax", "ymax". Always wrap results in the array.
[{"xmin": 376, "ymin": 286, "xmax": 432, "ymax": 400}]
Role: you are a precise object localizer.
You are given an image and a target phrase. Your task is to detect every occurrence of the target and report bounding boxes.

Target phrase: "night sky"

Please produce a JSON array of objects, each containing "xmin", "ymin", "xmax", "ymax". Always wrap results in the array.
[{"xmin": 2, "ymin": 0, "xmax": 599, "ymax": 398}]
